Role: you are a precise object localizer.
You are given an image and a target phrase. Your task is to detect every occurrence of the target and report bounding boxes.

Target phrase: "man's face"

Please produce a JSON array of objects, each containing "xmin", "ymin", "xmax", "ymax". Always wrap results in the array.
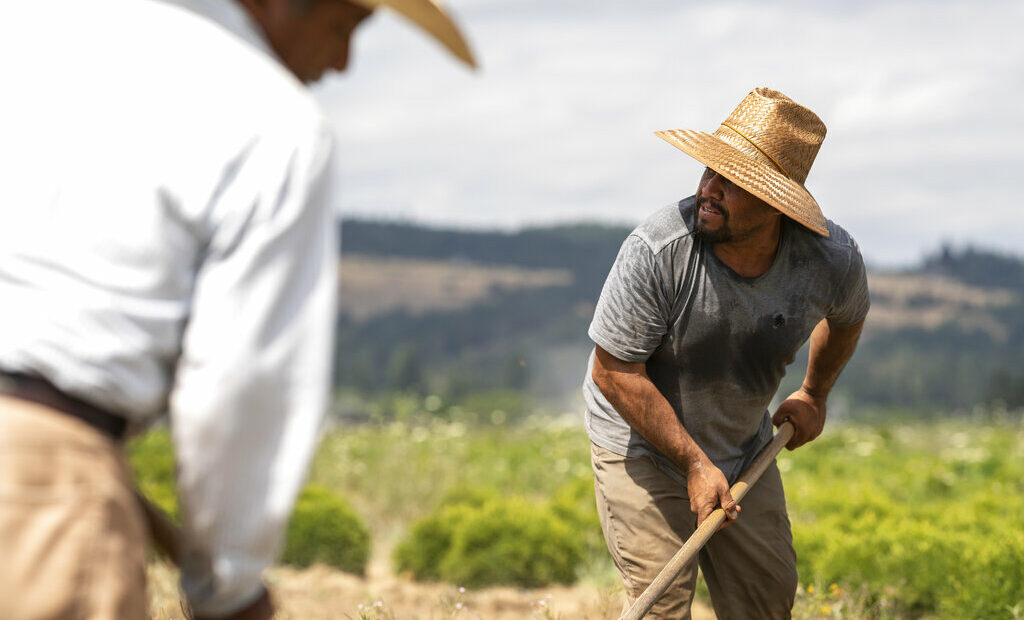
[
  {"xmin": 694, "ymin": 167, "xmax": 781, "ymax": 244},
  {"xmin": 243, "ymin": 0, "xmax": 374, "ymax": 83}
]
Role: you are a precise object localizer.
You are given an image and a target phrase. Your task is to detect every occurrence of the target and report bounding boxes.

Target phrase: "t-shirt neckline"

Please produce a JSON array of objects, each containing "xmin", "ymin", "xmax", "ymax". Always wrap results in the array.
[{"xmin": 702, "ymin": 218, "xmax": 791, "ymax": 284}]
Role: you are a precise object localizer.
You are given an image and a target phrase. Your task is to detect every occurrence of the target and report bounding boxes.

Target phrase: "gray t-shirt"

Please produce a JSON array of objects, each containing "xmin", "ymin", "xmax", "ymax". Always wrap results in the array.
[{"xmin": 583, "ymin": 196, "xmax": 869, "ymax": 485}]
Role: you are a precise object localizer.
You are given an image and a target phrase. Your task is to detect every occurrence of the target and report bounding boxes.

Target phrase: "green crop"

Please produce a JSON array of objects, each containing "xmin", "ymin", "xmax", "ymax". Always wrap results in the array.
[{"xmin": 130, "ymin": 409, "xmax": 1024, "ymax": 618}]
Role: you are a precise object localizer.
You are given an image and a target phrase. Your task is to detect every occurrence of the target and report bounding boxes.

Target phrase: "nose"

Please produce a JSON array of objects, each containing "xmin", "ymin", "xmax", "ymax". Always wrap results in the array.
[{"xmin": 702, "ymin": 170, "xmax": 727, "ymax": 200}]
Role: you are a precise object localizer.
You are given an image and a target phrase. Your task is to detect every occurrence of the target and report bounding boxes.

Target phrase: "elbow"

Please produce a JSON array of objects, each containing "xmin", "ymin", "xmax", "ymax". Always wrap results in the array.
[
  {"xmin": 591, "ymin": 361, "xmax": 609, "ymax": 392},
  {"xmin": 592, "ymin": 346, "xmax": 638, "ymax": 395}
]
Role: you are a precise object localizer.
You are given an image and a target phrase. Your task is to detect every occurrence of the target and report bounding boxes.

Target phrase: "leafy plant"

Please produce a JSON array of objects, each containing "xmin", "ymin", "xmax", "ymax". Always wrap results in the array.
[
  {"xmin": 128, "ymin": 429, "xmax": 179, "ymax": 519},
  {"xmin": 282, "ymin": 485, "xmax": 370, "ymax": 575},
  {"xmin": 394, "ymin": 491, "xmax": 583, "ymax": 588}
]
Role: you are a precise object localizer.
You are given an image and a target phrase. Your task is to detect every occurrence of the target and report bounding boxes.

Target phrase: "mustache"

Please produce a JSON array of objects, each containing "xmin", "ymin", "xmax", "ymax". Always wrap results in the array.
[{"xmin": 697, "ymin": 196, "xmax": 728, "ymax": 217}]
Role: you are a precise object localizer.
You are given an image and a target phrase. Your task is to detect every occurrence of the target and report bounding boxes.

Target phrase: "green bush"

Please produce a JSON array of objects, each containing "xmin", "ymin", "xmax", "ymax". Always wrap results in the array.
[
  {"xmin": 441, "ymin": 498, "xmax": 583, "ymax": 588},
  {"xmin": 394, "ymin": 491, "xmax": 584, "ymax": 588},
  {"xmin": 393, "ymin": 503, "xmax": 476, "ymax": 582},
  {"xmin": 127, "ymin": 429, "xmax": 179, "ymax": 520},
  {"xmin": 391, "ymin": 487, "xmax": 500, "ymax": 581},
  {"xmin": 550, "ymin": 475, "xmax": 605, "ymax": 562},
  {"xmin": 130, "ymin": 432, "xmax": 371, "ymax": 575},
  {"xmin": 941, "ymin": 528, "xmax": 1024, "ymax": 619},
  {"xmin": 784, "ymin": 421, "xmax": 1024, "ymax": 619},
  {"xmin": 436, "ymin": 485, "xmax": 501, "ymax": 509},
  {"xmin": 281, "ymin": 485, "xmax": 370, "ymax": 575}
]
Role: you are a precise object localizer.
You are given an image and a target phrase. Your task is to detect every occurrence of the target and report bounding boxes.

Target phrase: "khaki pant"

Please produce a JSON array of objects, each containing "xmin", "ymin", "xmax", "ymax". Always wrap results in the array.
[
  {"xmin": 592, "ymin": 443, "xmax": 797, "ymax": 620},
  {"xmin": 0, "ymin": 396, "xmax": 148, "ymax": 619}
]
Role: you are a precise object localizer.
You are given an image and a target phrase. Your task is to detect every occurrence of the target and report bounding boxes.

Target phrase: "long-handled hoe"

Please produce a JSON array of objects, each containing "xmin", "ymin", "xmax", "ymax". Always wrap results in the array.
[{"xmin": 619, "ymin": 420, "xmax": 795, "ymax": 620}]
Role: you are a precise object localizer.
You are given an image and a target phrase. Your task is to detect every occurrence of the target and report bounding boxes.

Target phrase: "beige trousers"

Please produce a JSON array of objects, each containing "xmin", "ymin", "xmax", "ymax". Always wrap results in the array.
[
  {"xmin": 0, "ymin": 396, "xmax": 148, "ymax": 619},
  {"xmin": 592, "ymin": 443, "xmax": 797, "ymax": 620}
]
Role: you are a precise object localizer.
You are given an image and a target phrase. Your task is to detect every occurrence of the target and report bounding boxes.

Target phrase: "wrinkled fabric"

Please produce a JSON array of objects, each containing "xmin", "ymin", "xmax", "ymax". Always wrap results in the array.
[
  {"xmin": 0, "ymin": 397, "xmax": 149, "ymax": 620},
  {"xmin": 592, "ymin": 443, "xmax": 797, "ymax": 619},
  {"xmin": 0, "ymin": 1, "xmax": 337, "ymax": 615},
  {"xmin": 583, "ymin": 196, "xmax": 869, "ymax": 484}
]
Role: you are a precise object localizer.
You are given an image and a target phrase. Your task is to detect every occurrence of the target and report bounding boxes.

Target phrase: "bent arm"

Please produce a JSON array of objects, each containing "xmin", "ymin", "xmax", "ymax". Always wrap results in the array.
[
  {"xmin": 592, "ymin": 345, "xmax": 703, "ymax": 472},
  {"xmin": 803, "ymin": 317, "xmax": 865, "ymax": 399},
  {"xmin": 592, "ymin": 345, "xmax": 738, "ymax": 526},
  {"xmin": 171, "ymin": 125, "xmax": 336, "ymax": 618},
  {"xmin": 773, "ymin": 317, "xmax": 864, "ymax": 449}
]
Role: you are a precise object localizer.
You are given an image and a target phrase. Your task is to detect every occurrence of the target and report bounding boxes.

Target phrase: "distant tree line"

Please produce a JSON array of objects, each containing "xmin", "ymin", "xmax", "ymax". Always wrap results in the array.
[{"xmin": 335, "ymin": 221, "xmax": 1024, "ymax": 413}]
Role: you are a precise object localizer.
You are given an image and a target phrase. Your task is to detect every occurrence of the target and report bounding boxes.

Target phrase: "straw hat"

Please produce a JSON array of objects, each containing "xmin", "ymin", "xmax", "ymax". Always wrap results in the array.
[
  {"xmin": 351, "ymin": 0, "xmax": 476, "ymax": 68},
  {"xmin": 655, "ymin": 88, "xmax": 829, "ymax": 237}
]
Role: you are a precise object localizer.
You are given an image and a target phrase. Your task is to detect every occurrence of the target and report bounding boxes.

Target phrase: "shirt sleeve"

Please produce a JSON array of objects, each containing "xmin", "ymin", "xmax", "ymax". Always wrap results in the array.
[
  {"xmin": 588, "ymin": 234, "xmax": 672, "ymax": 363},
  {"xmin": 168, "ymin": 122, "xmax": 337, "ymax": 617},
  {"xmin": 828, "ymin": 240, "xmax": 870, "ymax": 328}
]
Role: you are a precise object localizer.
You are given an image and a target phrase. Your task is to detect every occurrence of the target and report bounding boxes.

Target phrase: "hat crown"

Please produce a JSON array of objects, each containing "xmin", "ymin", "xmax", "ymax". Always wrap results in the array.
[{"xmin": 717, "ymin": 87, "xmax": 826, "ymax": 184}]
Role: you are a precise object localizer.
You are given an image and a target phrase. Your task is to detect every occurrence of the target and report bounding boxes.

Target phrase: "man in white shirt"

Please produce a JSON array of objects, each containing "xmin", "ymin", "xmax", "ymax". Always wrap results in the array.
[{"xmin": 0, "ymin": 1, "xmax": 473, "ymax": 618}]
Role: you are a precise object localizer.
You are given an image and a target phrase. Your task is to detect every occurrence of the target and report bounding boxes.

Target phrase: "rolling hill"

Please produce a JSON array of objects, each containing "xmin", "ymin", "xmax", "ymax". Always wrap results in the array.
[{"xmin": 334, "ymin": 220, "xmax": 1024, "ymax": 414}]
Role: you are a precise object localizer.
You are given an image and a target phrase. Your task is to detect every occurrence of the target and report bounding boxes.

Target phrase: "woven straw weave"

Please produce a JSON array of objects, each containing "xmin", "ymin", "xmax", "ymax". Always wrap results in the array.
[{"xmin": 656, "ymin": 88, "xmax": 829, "ymax": 237}]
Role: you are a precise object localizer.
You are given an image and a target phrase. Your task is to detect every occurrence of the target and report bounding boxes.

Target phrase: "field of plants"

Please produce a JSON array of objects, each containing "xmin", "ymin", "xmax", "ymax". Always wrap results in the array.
[{"xmin": 131, "ymin": 398, "xmax": 1024, "ymax": 619}]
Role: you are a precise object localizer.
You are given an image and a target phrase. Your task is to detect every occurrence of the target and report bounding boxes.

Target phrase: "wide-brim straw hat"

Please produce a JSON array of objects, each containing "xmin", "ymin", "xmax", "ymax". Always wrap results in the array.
[
  {"xmin": 655, "ymin": 87, "xmax": 829, "ymax": 236},
  {"xmin": 351, "ymin": 0, "xmax": 476, "ymax": 68}
]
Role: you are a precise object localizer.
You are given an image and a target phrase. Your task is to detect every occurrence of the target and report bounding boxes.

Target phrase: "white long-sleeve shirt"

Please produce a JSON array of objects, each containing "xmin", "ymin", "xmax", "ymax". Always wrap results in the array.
[{"xmin": 0, "ymin": 0, "xmax": 336, "ymax": 615}]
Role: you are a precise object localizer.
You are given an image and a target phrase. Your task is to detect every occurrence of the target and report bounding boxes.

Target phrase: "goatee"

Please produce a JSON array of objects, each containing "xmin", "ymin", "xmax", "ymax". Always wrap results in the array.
[{"xmin": 695, "ymin": 197, "xmax": 731, "ymax": 244}]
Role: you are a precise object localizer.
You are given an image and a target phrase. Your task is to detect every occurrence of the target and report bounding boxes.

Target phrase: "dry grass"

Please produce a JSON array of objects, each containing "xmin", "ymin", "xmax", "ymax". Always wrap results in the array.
[
  {"xmin": 337, "ymin": 255, "xmax": 571, "ymax": 322},
  {"xmin": 147, "ymin": 560, "xmax": 717, "ymax": 620}
]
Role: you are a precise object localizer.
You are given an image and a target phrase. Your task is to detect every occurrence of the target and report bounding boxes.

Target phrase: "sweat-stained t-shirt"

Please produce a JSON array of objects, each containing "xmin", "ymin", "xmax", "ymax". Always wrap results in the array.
[{"xmin": 582, "ymin": 196, "xmax": 870, "ymax": 486}]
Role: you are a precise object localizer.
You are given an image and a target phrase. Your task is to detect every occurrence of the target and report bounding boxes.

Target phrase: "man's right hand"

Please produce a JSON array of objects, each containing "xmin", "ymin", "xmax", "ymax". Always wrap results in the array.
[
  {"xmin": 591, "ymin": 345, "xmax": 741, "ymax": 530},
  {"xmin": 686, "ymin": 456, "xmax": 739, "ymax": 530}
]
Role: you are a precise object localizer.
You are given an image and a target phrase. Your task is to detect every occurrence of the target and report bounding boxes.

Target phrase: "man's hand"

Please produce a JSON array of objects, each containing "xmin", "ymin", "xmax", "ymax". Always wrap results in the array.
[
  {"xmin": 774, "ymin": 317, "xmax": 863, "ymax": 451},
  {"xmin": 772, "ymin": 388, "xmax": 826, "ymax": 450},
  {"xmin": 686, "ymin": 456, "xmax": 740, "ymax": 529}
]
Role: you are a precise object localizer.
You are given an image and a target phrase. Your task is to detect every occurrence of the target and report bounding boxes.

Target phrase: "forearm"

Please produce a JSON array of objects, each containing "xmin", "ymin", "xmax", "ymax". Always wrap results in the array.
[
  {"xmin": 801, "ymin": 318, "xmax": 864, "ymax": 399},
  {"xmin": 173, "ymin": 391, "xmax": 324, "ymax": 616},
  {"xmin": 172, "ymin": 147, "xmax": 337, "ymax": 615},
  {"xmin": 592, "ymin": 347, "xmax": 707, "ymax": 471}
]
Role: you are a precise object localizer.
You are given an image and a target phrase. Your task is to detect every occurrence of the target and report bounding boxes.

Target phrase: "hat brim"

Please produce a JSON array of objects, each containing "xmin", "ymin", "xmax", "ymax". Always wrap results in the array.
[
  {"xmin": 353, "ymin": 0, "xmax": 476, "ymax": 68},
  {"xmin": 655, "ymin": 129, "xmax": 829, "ymax": 237}
]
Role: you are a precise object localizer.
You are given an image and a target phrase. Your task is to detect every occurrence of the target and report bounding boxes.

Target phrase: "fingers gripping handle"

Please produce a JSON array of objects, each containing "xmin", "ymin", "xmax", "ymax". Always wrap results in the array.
[{"xmin": 619, "ymin": 422, "xmax": 795, "ymax": 620}]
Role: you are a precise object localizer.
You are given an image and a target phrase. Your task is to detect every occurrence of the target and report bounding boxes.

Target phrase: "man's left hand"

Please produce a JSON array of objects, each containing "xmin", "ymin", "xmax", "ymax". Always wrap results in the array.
[{"xmin": 772, "ymin": 389, "xmax": 826, "ymax": 450}]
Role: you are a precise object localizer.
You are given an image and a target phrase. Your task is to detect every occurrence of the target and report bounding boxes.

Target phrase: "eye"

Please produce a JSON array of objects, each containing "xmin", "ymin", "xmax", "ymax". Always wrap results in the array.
[{"xmin": 704, "ymin": 167, "xmax": 732, "ymax": 188}]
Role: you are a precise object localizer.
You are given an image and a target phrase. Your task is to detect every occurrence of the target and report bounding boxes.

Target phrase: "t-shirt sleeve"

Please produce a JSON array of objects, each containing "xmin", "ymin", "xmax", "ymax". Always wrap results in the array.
[
  {"xmin": 588, "ymin": 234, "xmax": 671, "ymax": 363},
  {"xmin": 828, "ymin": 241, "xmax": 870, "ymax": 328}
]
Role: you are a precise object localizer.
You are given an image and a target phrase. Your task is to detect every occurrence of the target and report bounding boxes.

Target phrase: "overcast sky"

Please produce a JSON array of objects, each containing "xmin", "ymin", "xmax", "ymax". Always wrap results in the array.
[{"xmin": 313, "ymin": 0, "xmax": 1024, "ymax": 267}]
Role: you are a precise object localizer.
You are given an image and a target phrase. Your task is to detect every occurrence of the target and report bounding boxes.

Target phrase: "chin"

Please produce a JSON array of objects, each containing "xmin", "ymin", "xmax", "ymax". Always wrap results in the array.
[{"xmin": 695, "ymin": 223, "xmax": 731, "ymax": 244}]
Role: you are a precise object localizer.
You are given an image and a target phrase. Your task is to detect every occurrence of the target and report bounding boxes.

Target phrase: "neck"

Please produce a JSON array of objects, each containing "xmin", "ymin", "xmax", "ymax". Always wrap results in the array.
[{"xmin": 710, "ymin": 218, "xmax": 783, "ymax": 278}]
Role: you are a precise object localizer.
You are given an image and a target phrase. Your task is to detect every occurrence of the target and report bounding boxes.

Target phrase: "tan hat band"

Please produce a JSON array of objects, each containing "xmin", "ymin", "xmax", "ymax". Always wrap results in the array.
[{"xmin": 720, "ymin": 122, "xmax": 790, "ymax": 179}]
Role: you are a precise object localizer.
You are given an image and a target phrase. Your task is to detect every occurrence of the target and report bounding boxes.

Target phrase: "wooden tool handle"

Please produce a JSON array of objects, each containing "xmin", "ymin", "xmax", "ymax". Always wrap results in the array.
[{"xmin": 619, "ymin": 421, "xmax": 795, "ymax": 620}]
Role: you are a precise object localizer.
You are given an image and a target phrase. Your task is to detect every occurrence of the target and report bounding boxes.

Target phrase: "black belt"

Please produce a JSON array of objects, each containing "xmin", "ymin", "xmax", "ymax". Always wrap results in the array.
[{"xmin": 0, "ymin": 371, "xmax": 127, "ymax": 440}]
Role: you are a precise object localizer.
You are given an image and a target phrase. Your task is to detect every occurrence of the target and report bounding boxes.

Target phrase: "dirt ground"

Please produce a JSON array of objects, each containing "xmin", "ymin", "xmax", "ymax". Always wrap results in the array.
[{"xmin": 147, "ymin": 561, "xmax": 716, "ymax": 620}]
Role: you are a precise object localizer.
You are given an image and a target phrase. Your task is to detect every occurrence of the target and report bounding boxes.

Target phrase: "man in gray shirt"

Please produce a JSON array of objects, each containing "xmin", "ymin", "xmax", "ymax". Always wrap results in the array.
[{"xmin": 584, "ymin": 88, "xmax": 868, "ymax": 619}]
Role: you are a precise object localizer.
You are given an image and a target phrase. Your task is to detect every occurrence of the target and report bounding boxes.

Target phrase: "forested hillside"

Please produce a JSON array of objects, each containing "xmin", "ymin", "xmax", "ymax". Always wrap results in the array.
[{"xmin": 335, "ymin": 220, "xmax": 1024, "ymax": 414}]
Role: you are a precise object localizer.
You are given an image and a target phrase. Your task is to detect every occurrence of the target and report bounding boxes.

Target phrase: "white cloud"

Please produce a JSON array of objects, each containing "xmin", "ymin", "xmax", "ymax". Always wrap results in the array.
[{"xmin": 314, "ymin": 0, "xmax": 1024, "ymax": 266}]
